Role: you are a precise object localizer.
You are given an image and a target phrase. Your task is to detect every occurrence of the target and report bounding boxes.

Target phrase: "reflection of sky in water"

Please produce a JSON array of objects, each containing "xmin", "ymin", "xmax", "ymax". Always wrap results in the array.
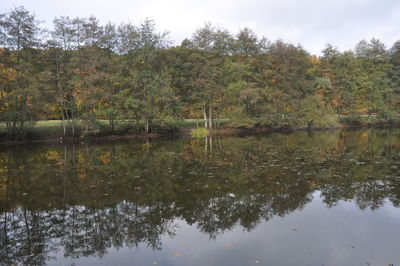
[{"xmin": 55, "ymin": 192, "xmax": 400, "ymax": 266}]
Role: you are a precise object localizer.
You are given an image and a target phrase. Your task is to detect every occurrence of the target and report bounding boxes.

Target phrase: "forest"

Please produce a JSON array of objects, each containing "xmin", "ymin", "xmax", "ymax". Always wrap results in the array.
[{"xmin": 1, "ymin": 6, "xmax": 400, "ymax": 139}]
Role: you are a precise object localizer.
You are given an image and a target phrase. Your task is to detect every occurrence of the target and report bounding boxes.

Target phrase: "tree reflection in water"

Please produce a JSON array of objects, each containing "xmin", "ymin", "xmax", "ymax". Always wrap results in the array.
[{"xmin": 1, "ymin": 129, "xmax": 400, "ymax": 265}]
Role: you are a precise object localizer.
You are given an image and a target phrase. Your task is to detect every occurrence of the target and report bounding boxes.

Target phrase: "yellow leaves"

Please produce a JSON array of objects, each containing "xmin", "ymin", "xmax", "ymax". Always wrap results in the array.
[
  {"xmin": 360, "ymin": 132, "xmax": 369, "ymax": 144},
  {"xmin": 310, "ymin": 55, "xmax": 319, "ymax": 64},
  {"xmin": 0, "ymin": 184, "xmax": 7, "ymax": 202},
  {"xmin": 99, "ymin": 152, "xmax": 112, "ymax": 164},
  {"xmin": 307, "ymin": 181, "xmax": 317, "ymax": 188},
  {"xmin": 0, "ymin": 64, "xmax": 17, "ymax": 113},
  {"xmin": 45, "ymin": 150, "xmax": 60, "ymax": 161},
  {"xmin": 76, "ymin": 97, "xmax": 85, "ymax": 108},
  {"xmin": 340, "ymin": 131, "xmax": 349, "ymax": 137},
  {"xmin": 357, "ymin": 108, "xmax": 368, "ymax": 115},
  {"xmin": 0, "ymin": 66, "xmax": 17, "ymax": 83},
  {"xmin": 47, "ymin": 105, "xmax": 59, "ymax": 113}
]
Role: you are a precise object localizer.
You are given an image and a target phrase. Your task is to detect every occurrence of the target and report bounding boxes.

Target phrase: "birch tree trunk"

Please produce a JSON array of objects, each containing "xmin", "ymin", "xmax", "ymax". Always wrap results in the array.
[
  {"xmin": 202, "ymin": 105, "xmax": 208, "ymax": 129},
  {"xmin": 145, "ymin": 120, "xmax": 149, "ymax": 134},
  {"xmin": 208, "ymin": 105, "xmax": 213, "ymax": 129}
]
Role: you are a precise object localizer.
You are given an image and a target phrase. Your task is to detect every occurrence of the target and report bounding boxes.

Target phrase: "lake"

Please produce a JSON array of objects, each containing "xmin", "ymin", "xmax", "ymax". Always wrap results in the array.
[{"xmin": 1, "ymin": 129, "xmax": 400, "ymax": 266}]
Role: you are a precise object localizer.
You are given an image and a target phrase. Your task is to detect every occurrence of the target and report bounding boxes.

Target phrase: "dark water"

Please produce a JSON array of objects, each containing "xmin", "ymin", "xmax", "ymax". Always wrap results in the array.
[{"xmin": 1, "ymin": 129, "xmax": 400, "ymax": 266}]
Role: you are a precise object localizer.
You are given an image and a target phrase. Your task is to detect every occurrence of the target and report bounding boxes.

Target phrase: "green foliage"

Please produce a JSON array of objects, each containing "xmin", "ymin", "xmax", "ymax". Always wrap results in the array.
[
  {"xmin": 291, "ymin": 95, "xmax": 339, "ymax": 129},
  {"xmin": 1, "ymin": 6, "xmax": 400, "ymax": 140},
  {"xmin": 339, "ymin": 112, "xmax": 400, "ymax": 126},
  {"xmin": 190, "ymin": 128, "xmax": 209, "ymax": 138}
]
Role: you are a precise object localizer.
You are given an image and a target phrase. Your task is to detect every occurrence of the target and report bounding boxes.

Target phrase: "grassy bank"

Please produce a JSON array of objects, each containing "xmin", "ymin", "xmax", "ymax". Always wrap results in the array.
[
  {"xmin": 0, "ymin": 119, "xmax": 230, "ymax": 142},
  {"xmin": 338, "ymin": 114, "xmax": 400, "ymax": 128},
  {"xmin": 1, "ymin": 115, "xmax": 400, "ymax": 143}
]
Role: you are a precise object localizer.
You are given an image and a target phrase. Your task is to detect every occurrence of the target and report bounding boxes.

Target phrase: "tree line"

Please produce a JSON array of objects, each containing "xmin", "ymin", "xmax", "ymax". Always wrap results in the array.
[{"xmin": 1, "ymin": 6, "xmax": 400, "ymax": 139}]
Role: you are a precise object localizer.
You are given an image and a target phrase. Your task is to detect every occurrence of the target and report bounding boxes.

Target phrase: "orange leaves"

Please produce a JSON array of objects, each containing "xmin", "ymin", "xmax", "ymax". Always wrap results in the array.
[
  {"xmin": 99, "ymin": 152, "xmax": 112, "ymax": 165},
  {"xmin": 360, "ymin": 132, "xmax": 369, "ymax": 143},
  {"xmin": 78, "ymin": 173, "xmax": 87, "ymax": 179}
]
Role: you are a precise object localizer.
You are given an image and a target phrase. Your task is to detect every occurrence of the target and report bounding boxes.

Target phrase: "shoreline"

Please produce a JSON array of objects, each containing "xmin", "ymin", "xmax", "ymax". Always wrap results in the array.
[{"xmin": 2, "ymin": 122, "xmax": 400, "ymax": 145}]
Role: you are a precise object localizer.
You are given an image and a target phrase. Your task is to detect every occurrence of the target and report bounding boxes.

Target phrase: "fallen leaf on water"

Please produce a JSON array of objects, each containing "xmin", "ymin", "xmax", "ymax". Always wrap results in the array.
[
  {"xmin": 226, "ymin": 244, "xmax": 235, "ymax": 249},
  {"xmin": 152, "ymin": 261, "xmax": 158, "ymax": 264},
  {"xmin": 171, "ymin": 252, "xmax": 182, "ymax": 257}
]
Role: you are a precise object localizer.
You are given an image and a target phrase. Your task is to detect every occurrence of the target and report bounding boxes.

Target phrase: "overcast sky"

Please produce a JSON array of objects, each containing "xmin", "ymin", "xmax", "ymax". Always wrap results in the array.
[{"xmin": 2, "ymin": 0, "xmax": 400, "ymax": 54}]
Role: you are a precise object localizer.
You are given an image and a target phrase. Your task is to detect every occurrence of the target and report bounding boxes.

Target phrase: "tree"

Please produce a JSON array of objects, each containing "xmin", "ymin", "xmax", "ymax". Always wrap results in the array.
[
  {"xmin": 117, "ymin": 20, "xmax": 178, "ymax": 133},
  {"xmin": 168, "ymin": 47, "xmax": 223, "ymax": 128},
  {"xmin": 0, "ymin": 6, "xmax": 42, "ymax": 51},
  {"xmin": 118, "ymin": 18, "xmax": 170, "ymax": 54},
  {"xmin": 190, "ymin": 23, "xmax": 234, "ymax": 56},
  {"xmin": 389, "ymin": 41, "xmax": 400, "ymax": 112},
  {"xmin": 50, "ymin": 16, "xmax": 77, "ymax": 135},
  {"xmin": 355, "ymin": 38, "xmax": 392, "ymax": 114},
  {"xmin": 0, "ymin": 6, "xmax": 44, "ymax": 139},
  {"xmin": 234, "ymin": 27, "xmax": 265, "ymax": 58}
]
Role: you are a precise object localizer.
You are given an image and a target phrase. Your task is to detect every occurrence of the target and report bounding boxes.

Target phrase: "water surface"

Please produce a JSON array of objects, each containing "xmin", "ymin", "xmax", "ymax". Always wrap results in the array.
[{"xmin": 1, "ymin": 129, "xmax": 400, "ymax": 265}]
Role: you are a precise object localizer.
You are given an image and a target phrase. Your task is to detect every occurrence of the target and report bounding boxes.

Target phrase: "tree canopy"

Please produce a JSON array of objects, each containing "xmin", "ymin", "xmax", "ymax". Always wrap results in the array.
[{"xmin": 1, "ymin": 6, "xmax": 400, "ymax": 139}]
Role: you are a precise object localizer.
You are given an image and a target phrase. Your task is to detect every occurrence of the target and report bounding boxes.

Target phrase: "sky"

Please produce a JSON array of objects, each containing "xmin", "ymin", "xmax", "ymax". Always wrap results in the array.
[{"xmin": 1, "ymin": 0, "xmax": 400, "ymax": 55}]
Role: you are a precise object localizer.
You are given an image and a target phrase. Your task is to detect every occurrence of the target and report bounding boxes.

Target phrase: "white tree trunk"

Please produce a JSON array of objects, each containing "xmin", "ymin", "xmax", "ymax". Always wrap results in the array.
[
  {"xmin": 202, "ymin": 105, "xmax": 208, "ymax": 129},
  {"xmin": 208, "ymin": 105, "xmax": 213, "ymax": 129}
]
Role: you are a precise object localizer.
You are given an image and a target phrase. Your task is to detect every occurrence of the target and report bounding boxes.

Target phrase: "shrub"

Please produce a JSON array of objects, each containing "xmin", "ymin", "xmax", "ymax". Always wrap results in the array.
[{"xmin": 190, "ymin": 128, "xmax": 209, "ymax": 138}]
